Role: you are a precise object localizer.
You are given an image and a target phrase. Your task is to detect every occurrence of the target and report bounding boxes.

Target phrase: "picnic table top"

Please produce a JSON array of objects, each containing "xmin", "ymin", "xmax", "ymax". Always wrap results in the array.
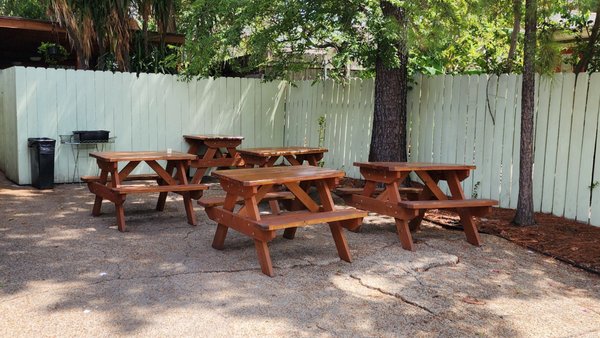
[
  {"xmin": 183, "ymin": 134, "xmax": 245, "ymax": 141},
  {"xmin": 354, "ymin": 162, "xmax": 475, "ymax": 171},
  {"xmin": 90, "ymin": 151, "xmax": 196, "ymax": 162},
  {"xmin": 212, "ymin": 165, "xmax": 344, "ymax": 186},
  {"xmin": 237, "ymin": 146, "xmax": 328, "ymax": 157}
]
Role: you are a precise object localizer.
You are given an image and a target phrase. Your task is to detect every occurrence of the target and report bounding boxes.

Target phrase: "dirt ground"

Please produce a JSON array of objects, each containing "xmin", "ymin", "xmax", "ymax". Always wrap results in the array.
[{"xmin": 2, "ymin": 173, "xmax": 600, "ymax": 337}]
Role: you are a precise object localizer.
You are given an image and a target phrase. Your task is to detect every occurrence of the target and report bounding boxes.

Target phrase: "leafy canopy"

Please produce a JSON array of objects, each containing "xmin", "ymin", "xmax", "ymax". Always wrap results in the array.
[{"xmin": 180, "ymin": 0, "xmax": 550, "ymax": 78}]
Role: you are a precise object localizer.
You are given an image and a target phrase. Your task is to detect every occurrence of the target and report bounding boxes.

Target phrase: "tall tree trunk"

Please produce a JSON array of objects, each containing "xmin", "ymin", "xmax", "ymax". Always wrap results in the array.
[
  {"xmin": 506, "ymin": 0, "xmax": 522, "ymax": 72},
  {"xmin": 513, "ymin": 0, "xmax": 537, "ymax": 226},
  {"xmin": 368, "ymin": 1, "xmax": 408, "ymax": 162},
  {"xmin": 574, "ymin": 1, "xmax": 600, "ymax": 74}
]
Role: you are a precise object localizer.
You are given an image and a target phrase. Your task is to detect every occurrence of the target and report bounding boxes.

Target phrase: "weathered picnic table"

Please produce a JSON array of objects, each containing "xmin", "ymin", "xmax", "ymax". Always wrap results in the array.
[
  {"xmin": 340, "ymin": 162, "xmax": 498, "ymax": 251},
  {"xmin": 83, "ymin": 151, "xmax": 208, "ymax": 232},
  {"xmin": 183, "ymin": 134, "xmax": 245, "ymax": 184},
  {"xmin": 201, "ymin": 166, "xmax": 367, "ymax": 276},
  {"xmin": 237, "ymin": 146, "xmax": 327, "ymax": 167}
]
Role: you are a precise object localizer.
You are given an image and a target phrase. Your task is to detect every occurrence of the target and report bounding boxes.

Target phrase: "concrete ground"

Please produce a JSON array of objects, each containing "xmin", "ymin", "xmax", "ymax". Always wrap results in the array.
[{"xmin": 1, "ymin": 173, "xmax": 600, "ymax": 337}]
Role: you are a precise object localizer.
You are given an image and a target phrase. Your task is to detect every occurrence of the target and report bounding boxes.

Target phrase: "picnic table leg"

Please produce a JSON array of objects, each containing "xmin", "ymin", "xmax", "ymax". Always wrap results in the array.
[
  {"xmin": 446, "ymin": 172, "xmax": 482, "ymax": 246},
  {"xmin": 395, "ymin": 219, "xmax": 415, "ymax": 251},
  {"xmin": 409, "ymin": 172, "xmax": 442, "ymax": 231},
  {"xmin": 92, "ymin": 168, "xmax": 109, "ymax": 216},
  {"xmin": 408, "ymin": 188, "xmax": 433, "ymax": 231},
  {"xmin": 328, "ymin": 223, "xmax": 352, "ymax": 262},
  {"xmin": 104, "ymin": 163, "xmax": 127, "ymax": 232},
  {"xmin": 317, "ymin": 181, "xmax": 352, "ymax": 262},
  {"xmin": 211, "ymin": 193, "xmax": 238, "ymax": 250},
  {"xmin": 175, "ymin": 161, "xmax": 196, "ymax": 226},
  {"xmin": 386, "ymin": 181, "xmax": 415, "ymax": 251},
  {"xmin": 270, "ymin": 198, "xmax": 293, "ymax": 240},
  {"xmin": 156, "ymin": 162, "xmax": 175, "ymax": 211},
  {"xmin": 282, "ymin": 227, "xmax": 297, "ymax": 239},
  {"xmin": 254, "ymin": 239, "xmax": 274, "ymax": 277},
  {"xmin": 115, "ymin": 201, "xmax": 126, "ymax": 232}
]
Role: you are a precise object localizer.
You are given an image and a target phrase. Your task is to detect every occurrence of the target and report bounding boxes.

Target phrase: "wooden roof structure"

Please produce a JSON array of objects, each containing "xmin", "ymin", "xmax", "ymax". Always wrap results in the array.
[{"xmin": 0, "ymin": 16, "xmax": 185, "ymax": 70}]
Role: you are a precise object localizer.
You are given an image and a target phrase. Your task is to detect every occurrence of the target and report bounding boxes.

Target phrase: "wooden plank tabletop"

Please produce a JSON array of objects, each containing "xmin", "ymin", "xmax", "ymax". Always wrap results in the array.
[
  {"xmin": 212, "ymin": 166, "xmax": 344, "ymax": 186},
  {"xmin": 90, "ymin": 151, "xmax": 196, "ymax": 162},
  {"xmin": 183, "ymin": 134, "xmax": 244, "ymax": 141},
  {"xmin": 237, "ymin": 146, "xmax": 328, "ymax": 157},
  {"xmin": 354, "ymin": 162, "xmax": 476, "ymax": 171}
]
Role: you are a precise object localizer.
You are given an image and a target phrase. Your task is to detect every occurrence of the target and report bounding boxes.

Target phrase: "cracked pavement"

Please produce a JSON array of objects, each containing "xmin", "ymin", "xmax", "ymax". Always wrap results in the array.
[{"xmin": 1, "ymin": 174, "xmax": 600, "ymax": 337}]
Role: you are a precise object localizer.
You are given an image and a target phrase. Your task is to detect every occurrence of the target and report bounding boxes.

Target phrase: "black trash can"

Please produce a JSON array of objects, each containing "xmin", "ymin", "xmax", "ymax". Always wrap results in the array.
[{"xmin": 27, "ymin": 138, "xmax": 56, "ymax": 189}]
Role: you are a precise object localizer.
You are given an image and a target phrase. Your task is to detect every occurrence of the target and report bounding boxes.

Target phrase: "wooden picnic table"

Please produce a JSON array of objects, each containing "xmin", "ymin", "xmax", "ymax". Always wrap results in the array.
[
  {"xmin": 342, "ymin": 162, "xmax": 498, "ymax": 251},
  {"xmin": 201, "ymin": 165, "xmax": 367, "ymax": 277},
  {"xmin": 83, "ymin": 151, "xmax": 208, "ymax": 232},
  {"xmin": 184, "ymin": 134, "xmax": 245, "ymax": 184},
  {"xmin": 237, "ymin": 146, "xmax": 327, "ymax": 167}
]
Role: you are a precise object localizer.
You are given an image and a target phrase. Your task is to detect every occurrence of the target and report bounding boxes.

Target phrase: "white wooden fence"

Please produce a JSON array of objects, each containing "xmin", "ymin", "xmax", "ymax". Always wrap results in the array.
[
  {"xmin": 2, "ymin": 67, "xmax": 600, "ymax": 226},
  {"xmin": 285, "ymin": 73, "xmax": 600, "ymax": 226},
  {"xmin": 0, "ymin": 67, "xmax": 286, "ymax": 184}
]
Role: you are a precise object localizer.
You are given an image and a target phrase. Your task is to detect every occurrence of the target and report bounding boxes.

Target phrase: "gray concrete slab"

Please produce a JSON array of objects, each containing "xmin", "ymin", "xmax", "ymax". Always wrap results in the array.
[{"xmin": 1, "ymin": 174, "xmax": 599, "ymax": 337}]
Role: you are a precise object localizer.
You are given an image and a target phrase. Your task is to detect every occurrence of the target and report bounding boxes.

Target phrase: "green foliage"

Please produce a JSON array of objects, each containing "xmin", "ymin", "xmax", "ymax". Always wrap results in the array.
[
  {"xmin": 555, "ymin": 3, "xmax": 600, "ymax": 73},
  {"xmin": 180, "ymin": 0, "xmax": 573, "ymax": 78},
  {"xmin": 180, "ymin": 0, "xmax": 500, "ymax": 78},
  {"xmin": 316, "ymin": 115, "xmax": 327, "ymax": 167},
  {"xmin": 129, "ymin": 31, "xmax": 181, "ymax": 74},
  {"xmin": 37, "ymin": 42, "xmax": 69, "ymax": 65},
  {"xmin": 0, "ymin": 0, "xmax": 48, "ymax": 19}
]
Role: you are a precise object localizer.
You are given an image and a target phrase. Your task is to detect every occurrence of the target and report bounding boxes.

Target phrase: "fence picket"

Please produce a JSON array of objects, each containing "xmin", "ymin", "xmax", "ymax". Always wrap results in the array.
[
  {"xmin": 588, "ymin": 74, "xmax": 600, "ymax": 225},
  {"xmin": 470, "ymin": 75, "xmax": 488, "ymax": 198},
  {"xmin": 509, "ymin": 75, "xmax": 523, "ymax": 209},
  {"xmin": 552, "ymin": 73, "xmax": 576, "ymax": 216},
  {"xmin": 489, "ymin": 74, "xmax": 508, "ymax": 201},
  {"xmin": 462, "ymin": 75, "xmax": 477, "ymax": 195},
  {"xmin": 564, "ymin": 74, "xmax": 590, "ymax": 220},
  {"xmin": 533, "ymin": 75, "xmax": 552, "ymax": 210},
  {"xmin": 480, "ymin": 75, "xmax": 497, "ymax": 199},
  {"xmin": 541, "ymin": 74, "xmax": 564, "ymax": 213},
  {"xmin": 499, "ymin": 75, "xmax": 518, "ymax": 207}
]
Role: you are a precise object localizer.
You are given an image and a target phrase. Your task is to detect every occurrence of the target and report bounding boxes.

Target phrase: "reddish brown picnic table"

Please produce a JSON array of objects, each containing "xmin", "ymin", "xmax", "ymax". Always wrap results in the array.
[
  {"xmin": 237, "ymin": 146, "xmax": 328, "ymax": 215},
  {"xmin": 237, "ymin": 146, "xmax": 327, "ymax": 167},
  {"xmin": 344, "ymin": 162, "xmax": 498, "ymax": 251},
  {"xmin": 83, "ymin": 151, "xmax": 208, "ymax": 232},
  {"xmin": 183, "ymin": 134, "xmax": 245, "ymax": 184},
  {"xmin": 201, "ymin": 166, "xmax": 367, "ymax": 277}
]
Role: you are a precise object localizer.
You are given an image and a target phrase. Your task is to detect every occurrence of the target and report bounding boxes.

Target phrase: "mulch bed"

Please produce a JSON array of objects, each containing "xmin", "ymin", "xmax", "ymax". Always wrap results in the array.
[{"xmin": 426, "ymin": 208, "xmax": 600, "ymax": 275}]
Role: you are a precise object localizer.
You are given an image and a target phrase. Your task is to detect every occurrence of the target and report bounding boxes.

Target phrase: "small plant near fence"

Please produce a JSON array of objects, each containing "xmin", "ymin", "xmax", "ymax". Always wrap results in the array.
[
  {"xmin": 317, "ymin": 115, "xmax": 326, "ymax": 167},
  {"xmin": 37, "ymin": 42, "xmax": 68, "ymax": 66},
  {"xmin": 472, "ymin": 181, "xmax": 481, "ymax": 199}
]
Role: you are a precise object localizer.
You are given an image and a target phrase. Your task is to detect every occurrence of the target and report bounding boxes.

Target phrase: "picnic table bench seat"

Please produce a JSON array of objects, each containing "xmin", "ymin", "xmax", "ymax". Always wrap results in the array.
[
  {"xmin": 198, "ymin": 191, "xmax": 295, "ymax": 208},
  {"xmin": 111, "ymin": 184, "xmax": 208, "ymax": 194},
  {"xmin": 81, "ymin": 174, "xmax": 160, "ymax": 183},
  {"xmin": 334, "ymin": 186, "xmax": 423, "ymax": 196},
  {"xmin": 206, "ymin": 207, "xmax": 365, "ymax": 231},
  {"xmin": 398, "ymin": 199, "xmax": 498, "ymax": 217},
  {"xmin": 398, "ymin": 199, "xmax": 498, "ymax": 209}
]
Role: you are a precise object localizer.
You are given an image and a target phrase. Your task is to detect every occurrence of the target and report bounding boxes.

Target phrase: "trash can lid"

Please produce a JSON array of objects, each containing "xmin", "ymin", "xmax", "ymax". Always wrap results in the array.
[{"xmin": 28, "ymin": 138, "xmax": 56, "ymax": 147}]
